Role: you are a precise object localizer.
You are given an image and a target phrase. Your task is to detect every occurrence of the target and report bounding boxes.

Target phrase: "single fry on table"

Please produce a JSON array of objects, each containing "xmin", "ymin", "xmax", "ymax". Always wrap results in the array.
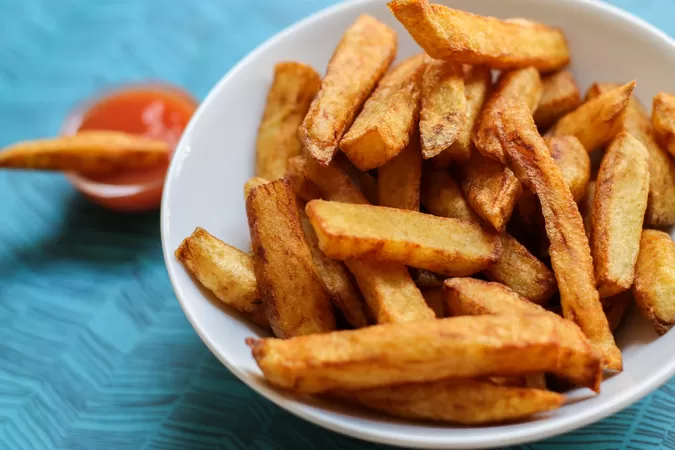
[
  {"xmin": 255, "ymin": 62, "xmax": 321, "ymax": 180},
  {"xmin": 340, "ymin": 54, "xmax": 426, "ymax": 171},
  {"xmin": 299, "ymin": 15, "xmax": 397, "ymax": 165}
]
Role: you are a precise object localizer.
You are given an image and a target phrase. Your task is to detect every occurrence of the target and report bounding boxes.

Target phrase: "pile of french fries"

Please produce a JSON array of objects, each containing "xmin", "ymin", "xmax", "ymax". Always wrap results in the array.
[{"xmin": 176, "ymin": 0, "xmax": 675, "ymax": 425}]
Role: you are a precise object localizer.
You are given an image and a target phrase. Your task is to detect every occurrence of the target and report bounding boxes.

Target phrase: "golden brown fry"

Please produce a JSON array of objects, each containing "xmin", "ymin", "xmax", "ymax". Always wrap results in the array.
[
  {"xmin": 0, "ymin": 131, "xmax": 169, "ymax": 174},
  {"xmin": 459, "ymin": 151, "xmax": 523, "ymax": 232},
  {"xmin": 545, "ymin": 136, "xmax": 590, "ymax": 202},
  {"xmin": 421, "ymin": 287, "xmax": 445, "ymax": 318},
  {"xmin": 285, "ymin": 156, "xmax": 322, "ymax": 202},
  {"xmin": 334, "ymin": 154, "xmax": 379, "ymax": 204},
  {"xmin": 421, "ymin": 167, "xmax": 480, "ymax": 222},
  {"xmin": 602, "ymin": 291, "xmax": 633, "ymax": 333},
  {"xmin": 175, "ymin": 228, "xmax": 267, "ymax": 327},
  {"xmin": 246, "ymin": 179, "xmax": 335, "ymax": 338},
  {"xmin": 484, "ymin": 233, "xmax": 557, "ymax": 305},
  {"xmin": 534, "ymin": 70, "xmax": 582, "ymax": 130},
  {"xmin": 473, "ymin": 67, "xmax": 543, "ymax": 163},
  {"xmin": 299, "ymin": 15, "xmax": 396, "ymax": 165},
  {"xmin": 335, "ymin": 379, "xmax": 564, "ymax": 425},
  {"xmin": 552, "ymin": 81, "xmax": 635, "ymax": 152},
  {"xmin": 297, "ymin": 204, "xmax": 371, "ymax": 328},
  {"xmin": 255, "ymin": 62, "xmax": 321, "ymax": 179},
  {"xmin": 433, "ymin": 65, "xmax": 492, "ymax": 167},
  {"xmin": 419, "ymin": 58, "xmax": 466, "ymax": 159},
  {"xmin": 633, "ymin": 230, "xmax": 675, "ymax": 335},
  {"xmin": 592, "ymin": 132, "xmax": 649, "ymax": 297},
  {"xmin": 244, "ymin": 177, "xmax": 270, "ymax": 200},
  {"xmin": 306, "ymin": 200, "xmax": 500, "ymax": 276},
  {"xmin": 587, "ymin": 83, "xmax": 675, "ymax": 225},
  {"xmin": 409, "ymin": 268, "xmax": 444, "ymax": 289},
  {"xmin": 340, "ymin": 54, "xmax": 426, "ymax": 171},
  {"xmin": 499, "ymin": 103, "xmax": 622, "ymax": 370},
  {"xmin": 388, "ymin": 0, "xmax": 569, "ymax": 72},
  {"xmin": 377, "ymin": 138, "xmax": 422, "ymax": 210},
  {"xmin": 652, "ymin": 92, "xmax": 675, "ymax": 157},
  {"xmin": 302, "ymin": 156, "xmax": 369, "ymax": 205},
  {"xmin": 248, "ymin": 314, "xmax": 602, "ymax": 393}
]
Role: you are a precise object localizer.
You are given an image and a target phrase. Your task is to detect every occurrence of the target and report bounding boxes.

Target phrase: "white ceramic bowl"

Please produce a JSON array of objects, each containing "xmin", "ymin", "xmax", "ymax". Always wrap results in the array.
[{"xmin": 161, "ymin": 0, "xmax": 675, "ymax": 447}]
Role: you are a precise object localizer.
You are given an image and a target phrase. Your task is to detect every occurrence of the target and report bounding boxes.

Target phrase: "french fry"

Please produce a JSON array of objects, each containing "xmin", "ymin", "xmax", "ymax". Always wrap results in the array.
[
  {"xmin": 421, "ymin": 287, "xmax": 445, "ymax": 318},
  {"xmin": 298, "ymin": 204, "xmax": 371, "ymax": 328},
  {"xmin": 551, "ymin": 81, "xmax": 635, "ymax": 152},
  {"xmin": 459, "ymin": 151, "xmax": 523, "ymax": 232},
  {"xmin": 421, "ymin": 167, "xmax": 480, "ymax": 222},
  {"xmin": 246, "ymin": 179, "xmax": 335, "ymax": 338},
  {"xmin": 377, "ymin": 138, "xmax": 422, "ymax": 210},
  {"xmin": 602, "ymin": 291, "xmax": 633, "ymax": 333},
  {"xmin": 175, "ymin": 228, "xmax": 267, "ymax": 327},
  {"xmin": 652, "ymin": 92, "xmax": 675, "ymax": 157},
  {"xmin": 285, "ymin": 156, "xmax": 322, "ymax": 202},
  {"xmin": 334, "ymin": 379, "xmax": 564, "ymax": 425},
  {"xmin": 592, "ymin": 132, "xmax": 649, "ymax": 297},
  {"xmin": 473, "ymin": 67, "xmax": 543, "ymax": 163},
  {"xmin": 534, "ymin": 70, "xmax": 582, "ymax": 130},
  {"xmin": 306, "ymin": 200, "xmax": 500, "ymax": 276},
  {"xmin": 419, "ymin": 58, "xmax": 466, "ymax": 159},
  {"xmin": 433, "ymin": 65, "xmax": 492, "ymax": 167},
  {"xmin": 340, "ymin": 54, "xmax": 426, "ymax": 171},
  {"xmin": 303, "ymin": 159, "xmax": 433, "ymax": 323},
  {"xmin": 255, "ymin": 62, "xmax": 321, "ymax": 180},
  {"xmin": 546, "ymin": 136, "xmax": 590, "ymax": 202},
  {"xmin": 334, "ymin": 154, "xmax": 379, "ymax": 204},
  {"xmin": 0, "ymin": 131, "xmax": 169, "ymax": 174},
  {"xmin": 244, "ymin": 177, "xmax": 270, "ymax": 199},
  {"xmin": 247, "ymin": 314, "xmax": 602, "ymax": 393},
  {"xmin": 299, "ymin": 15, "xmax": 397, "ymax": 165},
  {"xmin": 409, "ymin": 268, "xmax": 444, "ymax": 289},
  {"xmin": 499, "ymin": 102, "xmax": 622, "ymax": 370},
  {"xmin": 484, "ymin": 233, "xmax": 557, "ymax": 305},
  {"xmin": 388, "ymin": 0, "xmax": 570, "ymax": 72},
  {"xmin": 633, "ymin": 230, "xmax": 675, "ymax": 335},
  {"xmin": 587, "ymin": 83, "xmax": 675, "ymax": 225}
]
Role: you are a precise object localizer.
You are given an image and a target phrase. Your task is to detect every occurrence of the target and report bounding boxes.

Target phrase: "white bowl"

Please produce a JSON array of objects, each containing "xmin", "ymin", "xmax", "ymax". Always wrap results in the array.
[{"xmin": 161, "ymin": 0, "xmax": 675, "ymax": 447}]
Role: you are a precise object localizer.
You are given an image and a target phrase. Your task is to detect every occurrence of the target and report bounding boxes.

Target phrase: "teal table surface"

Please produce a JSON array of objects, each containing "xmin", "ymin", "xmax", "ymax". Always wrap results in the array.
[{"xmin": 1, "ymin": 0, "xmax": 674, "ymax": 448}]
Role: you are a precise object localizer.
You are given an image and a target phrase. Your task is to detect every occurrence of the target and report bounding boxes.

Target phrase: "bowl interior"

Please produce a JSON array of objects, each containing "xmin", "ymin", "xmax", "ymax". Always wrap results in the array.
[{"xmin": 161, "ymin": 0, "xmax": 675, "ymax": 448}]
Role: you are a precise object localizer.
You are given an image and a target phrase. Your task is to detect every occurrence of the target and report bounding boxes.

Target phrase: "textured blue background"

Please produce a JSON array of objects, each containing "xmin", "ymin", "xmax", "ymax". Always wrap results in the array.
[{"xmin": 1, "ymin": 0, "xmax": 674, "ymax": 448}]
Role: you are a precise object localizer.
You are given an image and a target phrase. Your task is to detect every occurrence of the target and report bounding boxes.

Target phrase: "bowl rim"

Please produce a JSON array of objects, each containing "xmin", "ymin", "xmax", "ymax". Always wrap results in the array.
[{"xmin": 161, "ymin": 0, "xmax": 675, "ymax": 447}]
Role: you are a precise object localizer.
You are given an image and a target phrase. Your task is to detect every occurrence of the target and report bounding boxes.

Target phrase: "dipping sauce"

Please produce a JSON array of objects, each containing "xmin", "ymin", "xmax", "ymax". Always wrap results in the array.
[{"xmin": 62, "ymin": 84, "xmax": 198, "ymax": 211}]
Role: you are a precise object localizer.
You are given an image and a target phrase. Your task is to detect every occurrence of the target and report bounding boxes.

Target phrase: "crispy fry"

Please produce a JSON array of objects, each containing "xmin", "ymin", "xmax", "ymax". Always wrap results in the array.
[
  {"xmin": 410, "ymin": 268, "xmax": 444, "ymax": 289},
  {"xmin": 552, "ymin": 81, "xmax": 635, "ymax": 152},
  {"xmin": 459, "ymin": 151, "xmax": 523, "ymax": 232},
  {"xmin": 433, "ymin": 65, "xmax": 492, "ymax": 167},
  {"xmin": 0, "ymin": 131, "xmax": 169, "ymax": 174},
  {"xmin": 499, "ymin": 103, "xmax": 622, "ymax": 370},
  {"xmin": 246, "ymin": 179, "xmax": 335, "ymax": 338},
  {"xmin": 303, "ymin": 159, "xmax": 432, "ymax": 323},
  {"xmin": 306, "ymin": 200, "xmax": 500, "ymax": 276},
  {"xmin": 587, "ymin": 83, "xmax": 675, "ymax": 225},
  {"xmin": 299, "ymin": 15, "xmax": 397, "ymax": 165},
  {"xmin": 602, "ymin": 291, "xmax": 633, "ymax": 333},
  {"xmin": 421, "ymin": 167, "xmax": 480, "ymax": 222},
  {"xmin": 419, "ymin": 58, "xmax": 466, "ymax": 159},
  {"xmin": 255, "ymin": 62, "xmax": 321, "ymax": 179},
  {"xmin": 545, "ymin": 136, "xmax": 590, "ymax": 202},
  {"xmin": 298, "ymin": 204, "xmax": 371, "ymax": 328},
  {"xmin": 285, "ymin": 156, "xmax": 322, "ymax": 202},
  {"xmin": 652, "ymin": 92, "xmax": 675, "ymax": 157},
  {"xmin": 484, "ymin": 233, "xmax": 557, "ymax": 305},
  {"xmin": 340, "ymin": 54, "xmax": 426, "ymax": 171},
  {"xmin": 592, "ymin": 132, "xmax": 649, "ymax": 297},
  {"xmin": 534, "ymin": 70, "xmax": 581, "ymax": 130},
  {"xmin": 334, "ymin": 154, "xmax": 379, "ymax": 204},
  {"xmin": 388, "ymin": 0, "xmax": 569, "ymax": 72},
  {"xmin": 377, "ymin": 138, "xmax": 422, "ymax": 210},
  {"xmin": 247, "ymin": 314, "xmax": 602, "ymax": 393},
  {"xmin": 421, "ymin": 287, "xmax": 445, "ymax": 318},
  {"xmin": 473, "ymin": 67, "xmax": 543, "ymax": 163},
  {"xmin": 633, "ymin": 230, "xmax": 675, "ymax": 335},
  {"xmin": 244, "ymin": 177, "xmax": 270, "ymax": 199},
  {"xmin": 335, "ymin": 379, "xmax": 564, "ymax": 425},
  {"xmin": 175, "ymin": 228, "xmax": 267, "ymax": 327}
]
